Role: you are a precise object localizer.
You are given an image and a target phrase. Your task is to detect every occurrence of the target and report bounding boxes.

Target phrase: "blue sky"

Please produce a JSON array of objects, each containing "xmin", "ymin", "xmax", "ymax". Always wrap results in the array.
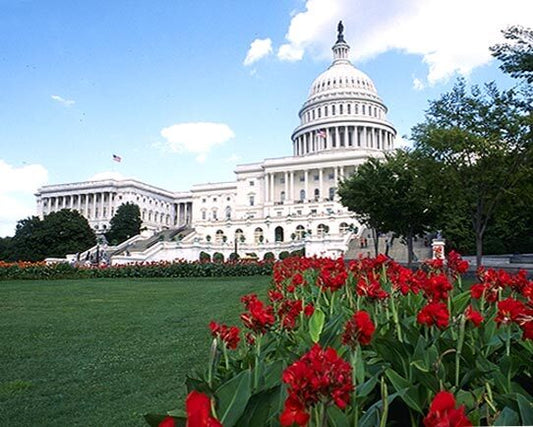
[{"xmin": 1, "ymin": 0, "xmax": 532, "ymax": 237}]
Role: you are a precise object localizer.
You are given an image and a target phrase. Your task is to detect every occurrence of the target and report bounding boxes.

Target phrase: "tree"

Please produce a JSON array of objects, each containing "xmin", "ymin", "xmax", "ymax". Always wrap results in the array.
[
  {"xmin": 490, "ymin": 25, "xmax": 533, "ymax": 83},
  {"xmin": 105, "ymin": 202, "xmax": 143, "ymax": 244},
  {"xmin": 411, "ymin": 79, "xmax": 531, "ymax": 267},
  {"xmin": 338, "ymin": 150, "xmax": 435, "ymax": 264},
  {"xmin": 9, "ymin": 210, "xmax": 96, "ymax": 261}
]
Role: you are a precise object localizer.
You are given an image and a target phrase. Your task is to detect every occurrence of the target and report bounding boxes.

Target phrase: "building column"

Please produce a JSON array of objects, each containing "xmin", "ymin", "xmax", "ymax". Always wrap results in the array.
[
  {"xmin": 269, "ymin": 173, "xmax": 274, "ymax": 202},
  {"xmin": 304, "ymin": 170, "xmax": 309, "ymax": 201},
  {"xmin": 318, "ymin": 168, "xmax": 323, "ymax": 201},
  {"xmin": 289, "ymin": 171, "xmax": 294, "ymax": 201},
  {"xmin": 284, "ymin": 171, "xmax": 289, "ymax": 201},
  {"xmin": 335, "ymin": 127, "xmax": 339, "ymax": 148}
]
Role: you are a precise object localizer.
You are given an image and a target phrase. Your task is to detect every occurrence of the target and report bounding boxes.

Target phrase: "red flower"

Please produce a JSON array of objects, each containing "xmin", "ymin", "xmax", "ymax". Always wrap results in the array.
[
  {"xmin": 304, "ymin": 303, "xmax": 315, "ymax": 317},
  {"xmin": 495, "ymin": 297, "xmax": 526, "ymax": 326},
  {"xmin": 159, "ymin": 416, "xmax": 175, "ymax": 427},
  {"xmin": 422, "ymin": 273, "xmax": 453, "ymax": 302},
  {"xmin": 185, "ymin": 391, "xmax": 222, "ymax": 427},
  {"xmin": 279, "ymin": 395, "xmax": 310, "ymax": 427},
  {"xmin": 417, "ymin": 302, "xmax": 449, "ymax": 329},
  {"xmin": 342, "ymin": 310, "xmax": 375, "ymax": 347},
  {"xmin": 465, "ymin": 305, "xmax": 483, "ymax": 327},
  {"xmin": 280, "ymin": 344, "xmax": 353, "ymax": 426},
  {"xmin": 209, "ymin": 321, "xmax": 240, "ymax": 350},
  {"xmin": 423, "ymin": 391, "xmax": 472, "ymax": 427},
  {"xmin": 447, "ymin": 251, "xmax": 469, "ymax": 276},
  {"xmin": 240, "ymin": 294, "xmax": 276, "ymax": 334}
]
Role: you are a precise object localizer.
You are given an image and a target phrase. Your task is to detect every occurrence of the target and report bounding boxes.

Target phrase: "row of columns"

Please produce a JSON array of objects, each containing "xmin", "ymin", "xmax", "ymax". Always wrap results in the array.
[
  {"xmin": 42, "ymin": 192, "xmax": 116, "ymax": 220},
  {"xmin": 263, "ymin": 166, "xmax": 348, "ymax": 204},
  {"xmin": 175, "ymin": 202, "xmax": 193, "ymax": 226},
  {"xmin": 293, "ymin": 126, "xmax": 394, "ymax": 156}
]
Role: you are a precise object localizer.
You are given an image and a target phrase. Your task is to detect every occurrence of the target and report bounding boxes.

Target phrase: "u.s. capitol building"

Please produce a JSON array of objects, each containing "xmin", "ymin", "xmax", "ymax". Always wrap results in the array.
[{"xmin": 35, "ymin": 24, "xmax": 396, "ymax": 262}]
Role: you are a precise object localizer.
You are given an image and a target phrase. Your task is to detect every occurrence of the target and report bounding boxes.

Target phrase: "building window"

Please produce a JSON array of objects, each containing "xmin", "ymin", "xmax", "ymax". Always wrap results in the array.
[
  {"xmin": 249, "ymin": 195, "xmax": 255, "ymax": 206},
  {"xmin": 324, "ymin": 106, "xmax": 328, "ymax": 116},
  {"xmin": 347, "ymin": 104, "xmax": 351, "ymax": 114},
  {"xmin": 328, "ymin": 172, "xmax": 334, "ymax": 180},
  {"xmin": 225, "ymin": 206, "xmax": 231, "ymax": 219},
  {"xmin": 280, "ymin": 191, "xmax": 286, "ymax": 202},
  {"xmin": 213, "ymin": 197, "xmax": 217, "ymax": 202},
  {"xmin": 313, "ymin": 174, "xmax": 319, "ymax": 181},
  {"xmin": 299, "ymin": 175, "xmax": 305, "ymax": 182},
  {"xmin": 332, "ymin": 105, "xmax": 336, "ymax": 115},
  {"xmin": 280, "ymin": 177, "xmax": 285, "ymax": 184},
  {"xmin": 362, "ymin": 105, "xmax": 366, "ymax": 115},
  {"xmin": 202, "ymin": 198, "xmax": 206, "ymax": 203},
  {"xmin": 314, "ymin": 188, "xmax": 320, "ymax": 201},
  {"xmin": 329, "ymin": 187, "xmax": 336, "ymax": 200},
  {"xmin": 300, "ymin": 189, "xmax": 306, "ymax": 201},
  {"xmin": 249, "ymin": 181, "xmax": 254, "ymax": 186}
]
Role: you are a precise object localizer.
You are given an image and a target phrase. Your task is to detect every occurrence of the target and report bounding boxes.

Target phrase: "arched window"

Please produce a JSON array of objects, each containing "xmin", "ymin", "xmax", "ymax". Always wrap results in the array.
[
  {"xmin": 215, "ymin": 229, "xmax": 224, "ymax": 243},
  {"xmin": 280, "ymin": 191, "xmax": 286, "ymax": 202},
  {"xmin": 275, "ymin": 226, "xmax": 284, "ymax": 242},
  {"xmin": 225, "ymin": 206, "xmax": 231, "ymax": 219},
  {"xmin": 339, "ymin": 222, "xmax": 349, "ymax": 234},
  {"xmin": 235, "ymin": 228, "xmax": 244, "ymax": 243},
  {"xmin": 314, "ymin": 188, "xmax": 320, "ymax": 201},
  {"xmin": 328, "ymin": 187, "xmax": 335, "ymax": 200},
  {"xmin": 295, "ymin": 225, "xmax": 305, "ymax": 239},
  {"xmin": 254, "ymin": 227, "xmax": 264, "ymax": 244},
  {"xmin": 300, "ymin": 189, "xmax": 306, "ymax": 201},
  {"xmin": 317, "ymin": 223, "xmax": 328, "ymax": 237}
]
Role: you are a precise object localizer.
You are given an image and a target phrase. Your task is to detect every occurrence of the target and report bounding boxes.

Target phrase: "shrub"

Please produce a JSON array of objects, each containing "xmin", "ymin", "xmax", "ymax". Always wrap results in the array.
[
  {"xmin": 199, "ymin": 251, "xmax": 211, "ymax": 262},
  {"xmin": 212, "ymin": 252, "xmax": 224, "ymax": 263},
  {"xmin": 228, "ymin": 252, "xmax": 240, "ymax": 261},
  {"xmin": 263, "ymin": 252, "xmax": 275, "ymax": 261},
  {"xmin": 278, "ymin": 250, "xmax": 290, "ymax": 260}
]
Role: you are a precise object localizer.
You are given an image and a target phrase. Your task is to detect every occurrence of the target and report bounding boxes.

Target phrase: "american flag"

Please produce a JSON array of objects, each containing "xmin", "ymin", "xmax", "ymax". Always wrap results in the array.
[
  {"xmin": 112, "ymin": 154, "xmax": 122, "ymax": 162},
  {"xmin": 317, "ymin": 129, "xmax": 327, "ymax": 139}
]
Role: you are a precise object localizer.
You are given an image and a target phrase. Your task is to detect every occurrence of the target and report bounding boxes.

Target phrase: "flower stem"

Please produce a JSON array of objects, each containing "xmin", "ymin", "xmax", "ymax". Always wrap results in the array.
[
  {"xmin": 379, "ymin": 376, "xmax": 388, "ymax": 427},
  {"xmin": 455, "ymin": 316, "xmax": 466, "ymax": 388}
]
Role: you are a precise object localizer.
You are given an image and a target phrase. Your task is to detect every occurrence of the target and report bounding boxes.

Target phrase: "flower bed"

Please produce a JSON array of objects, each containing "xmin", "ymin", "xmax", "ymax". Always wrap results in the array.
[
  {"xmin": 0, "ymin": 259, "xmax": 273, "ymax": 280},
  {"xmin": 146, "ymin": 252, "xmax": 533, "ymax": 426}
]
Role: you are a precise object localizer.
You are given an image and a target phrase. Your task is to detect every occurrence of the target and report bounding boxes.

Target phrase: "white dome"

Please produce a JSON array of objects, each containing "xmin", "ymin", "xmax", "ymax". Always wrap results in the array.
[{"xmin": 309, "ymin": 62, "xmax": 377, "ymax": 98}]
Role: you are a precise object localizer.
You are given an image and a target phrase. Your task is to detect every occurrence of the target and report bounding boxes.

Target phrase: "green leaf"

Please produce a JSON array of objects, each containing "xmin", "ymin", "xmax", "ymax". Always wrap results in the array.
[
  {"xmin": 411, "ymin": 359, "xmax": 429, "ymax": 373},
  {"xmin": 494, "ymin": 406, "xmax": 519, "ymax": 426},
  {"xmin": 384, "ymin": 369, "xmax": 423, "ymax": 413},
  {"xmin": 261, "ymin": 359, "xmax": 284, "ymax": 391},
  {"xmin": 451, "ymin": 290, "xmax": 471, "ymax": 314},
  {"xmin": 215, "ymin": 369, "xmax": 252, "ymax": 427},
  {"xmin": 327, "ymin": 405, "xmax": 350, "ymax": 427},
  {"xmin": 309, "ymin": 308, "xmax": 325, "ymax": 343},
  {"xmin": 356, "ymin": 374, "xmax": 378, "ymax": 398},
  {"xmin": 517, "ymin": 393, "xmax": 533, "ymax": 425},
  {"xmin": 234, "ymin": 386, "xmax": 282, "ymax": 427}
]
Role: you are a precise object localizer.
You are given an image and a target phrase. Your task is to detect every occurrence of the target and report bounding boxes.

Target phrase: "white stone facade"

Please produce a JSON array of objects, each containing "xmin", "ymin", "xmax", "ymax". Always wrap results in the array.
[{"xmin": 35, "ymin": 25, "xmax": 396, "ymax": 257}]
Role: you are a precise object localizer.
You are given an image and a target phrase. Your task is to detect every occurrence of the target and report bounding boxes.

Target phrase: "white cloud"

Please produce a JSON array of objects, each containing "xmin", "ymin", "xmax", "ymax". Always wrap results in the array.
[
  {"xmin": 51, "ymin": 94, "xmax": 75, "ymax": 107},
  {"xmin": 225, "ymin": 154, "xmax": 242, "ymax": 163},
  {"xmin": 0, "ymin": 160, "xmax": 48, "ymax": 237},
  {"xmin": 412, "ymin": 77, "xmax": 425, "ymax": 91},
  {"xmin": 270, "ymin": 0, "xmax": 533, "ymax": 84},
  {"xmin": 243, "ymin": 38, "xmax": 273, "ymax": 66},
  {"xmin": 160, "ymin": 122, "xmax": 235, "ymax": 162}
]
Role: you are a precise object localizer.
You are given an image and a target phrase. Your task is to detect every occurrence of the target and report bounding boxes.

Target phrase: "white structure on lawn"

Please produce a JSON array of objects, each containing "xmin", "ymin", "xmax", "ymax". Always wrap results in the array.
[{"xmin": 35, "ymin": 23, "xmax": 396, "ymax": 261}]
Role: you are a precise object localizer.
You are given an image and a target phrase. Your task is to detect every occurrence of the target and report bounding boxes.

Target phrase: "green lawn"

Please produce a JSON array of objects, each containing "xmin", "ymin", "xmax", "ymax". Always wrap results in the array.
[{"xmin": 0, "ymin": 276, "xmax": 270, "ymax": 426}]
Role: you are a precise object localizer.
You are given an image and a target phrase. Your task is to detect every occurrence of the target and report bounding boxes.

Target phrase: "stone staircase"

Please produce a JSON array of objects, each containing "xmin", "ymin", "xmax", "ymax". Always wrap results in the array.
[
  {"xmin": 345, "ymin": 231, "xmax": 432, "ymax": 263},
  {"xmin": 115, "ymin": 226, "xmax": 194, "ymax": 255}
]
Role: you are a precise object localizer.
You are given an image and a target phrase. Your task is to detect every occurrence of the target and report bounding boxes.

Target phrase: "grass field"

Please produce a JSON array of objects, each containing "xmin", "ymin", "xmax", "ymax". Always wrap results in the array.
[{"xmin": 0, "ymin": 276, "xmax": 270, "ymax": 426}]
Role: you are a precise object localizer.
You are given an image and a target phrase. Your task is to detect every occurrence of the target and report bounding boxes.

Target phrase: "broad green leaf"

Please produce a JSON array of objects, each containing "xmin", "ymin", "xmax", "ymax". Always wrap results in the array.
[
  {"xmin": 411, "ymin": 359, "xmax": 429, "ymax": 373},
  {"xmin": 356, "ymin": 375, "xmax": 378, "ymax": 398},
  {"xmin": 517, "ymin": 393, "xmax": 533, "ymax": 425},
  {"xmin": 451, "ymin": 290, "xmax": 470, "ymax": 314},
  {"xmin": 261, "ymin": 359, "xmax": 284, "ymax": 391},
  {"xmin": 216, "ymin": 369, "xmax": 252, "ymax": 427},
  {"xmin": 494, "ymin": 406, "xmax": 519, "ymax": 426},
  {"xmin": 234, "ymin": 387, "xmax": 282, "ymax": 427},
  {"xmin": 309, "ymin": 308, "xmax": 325, "ymax": 343},
  {"xmin": 384, "ymin": 369, "xmax": 423, "ymax": 413},
  {"xmin": 327, "ymin": 405, "xmax": 350, "ymax": 427}
]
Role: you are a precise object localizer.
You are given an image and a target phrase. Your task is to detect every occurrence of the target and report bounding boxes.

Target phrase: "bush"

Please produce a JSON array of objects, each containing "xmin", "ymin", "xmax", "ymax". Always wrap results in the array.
[
  {"xmin": 228, "ymin": 252, "xmax": 240, "ymax": 261},
  {"xmin": 278, "ymin": 250, "xmax": 290, "ymax": 260},
  {"xmin": 263, "ymin": 252, "xmax": 275, "ymax": 261},
  {"xmin": 212, "ymin": 252, "xmax": 224, "ymax": 263},
  {"xmin": 290, "ymin": 248, "xmax": 305, "ymax": 257},
  {"xmin": 199, "ymin": 251, "xmax": 211, "ymax": 262}
]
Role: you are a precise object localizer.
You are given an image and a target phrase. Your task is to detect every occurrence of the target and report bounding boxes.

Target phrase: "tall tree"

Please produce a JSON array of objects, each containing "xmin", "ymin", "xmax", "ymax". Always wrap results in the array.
[
  {"xmin": 9, "ymin": 210, "xmax": 95, "ymax": 261},
  {"xmin": 105, "ymin": 202, "xmax": 143, "ymax": 244},
  {"xmin": 490, "ymin": 25, "xmax": 533, "ymax": 83},
  {"xmin": 338, "ymin": 150, "xmax": 436, "ymax": 264},
  {"xmin": 411, "ymin": 79, "xmax": 531, "ymax": 267}
]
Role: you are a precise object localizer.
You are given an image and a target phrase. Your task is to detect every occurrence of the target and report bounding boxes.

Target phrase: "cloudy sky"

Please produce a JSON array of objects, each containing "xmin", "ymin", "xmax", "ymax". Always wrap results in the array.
[{"xmin": 1, "ymin": 0, "xmax": 531, "ymax": 236}]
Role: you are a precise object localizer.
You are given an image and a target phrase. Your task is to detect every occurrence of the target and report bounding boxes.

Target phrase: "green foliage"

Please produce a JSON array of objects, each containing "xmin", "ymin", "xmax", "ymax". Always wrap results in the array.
[
  {"xmin": 199, "ymin": 251, "xmax": 211, "ymax": 262},
  {"xmin": 490, "ymin": 25, "xmax": 533, "ymax": 83},
  {"xmin": 278, "ymin": 250, "xmax": 290, "ymax": 260},
  {"xmin": 228, "ymin": 252, "xmax": 240, "ymax": 261},
  {"xmin": 411, "ymin": 78, "xmax": 532, "ymax": 266},
  {"xmin": 263, "ymin": 252, "xmax": 275, "ymax": 261},
  {"xmin": 213, "ymin": 252, "xmax": 224, "ymax": 263},
  {"xmin": 338, "ymin": 150, "xmax": 435, "ymax": 263},
  {"xmin": 105, "ymin": 202, "xmax": 142, "ymax": 245},
  {"xmin": 7, "ymin": 210, "xmax": 96, "ymax": 261}
]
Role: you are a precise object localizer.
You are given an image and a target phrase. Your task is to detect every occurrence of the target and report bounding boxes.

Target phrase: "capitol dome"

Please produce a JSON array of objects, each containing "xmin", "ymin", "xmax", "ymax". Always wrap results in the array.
[{"xmin": 291, "ymin": 22, "xmax": 396, "ymax": 157}]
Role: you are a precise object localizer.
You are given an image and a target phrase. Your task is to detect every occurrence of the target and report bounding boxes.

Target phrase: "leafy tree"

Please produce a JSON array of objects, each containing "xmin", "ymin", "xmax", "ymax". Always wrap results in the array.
[
  {"xmin": 490, "ymin": 25, "xmax": 533, "ymax": 83},
  {"xmin": 0, "ymin": 236, "xmax": 12, "ymax": 261},
  {"xmin": 105, "ymin": 202, "xmax": 143, "ymax": 244},
  {"xmin": 9, "ymin": 210, "xmax": 96, "ymax": 261},
  {"xmin": 411, "ymin": 79, "xmax": 532, "ymax": 267},
  {"xmin": 338, "ymin": 150, "xmax": 436, "ymax": 264}
]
